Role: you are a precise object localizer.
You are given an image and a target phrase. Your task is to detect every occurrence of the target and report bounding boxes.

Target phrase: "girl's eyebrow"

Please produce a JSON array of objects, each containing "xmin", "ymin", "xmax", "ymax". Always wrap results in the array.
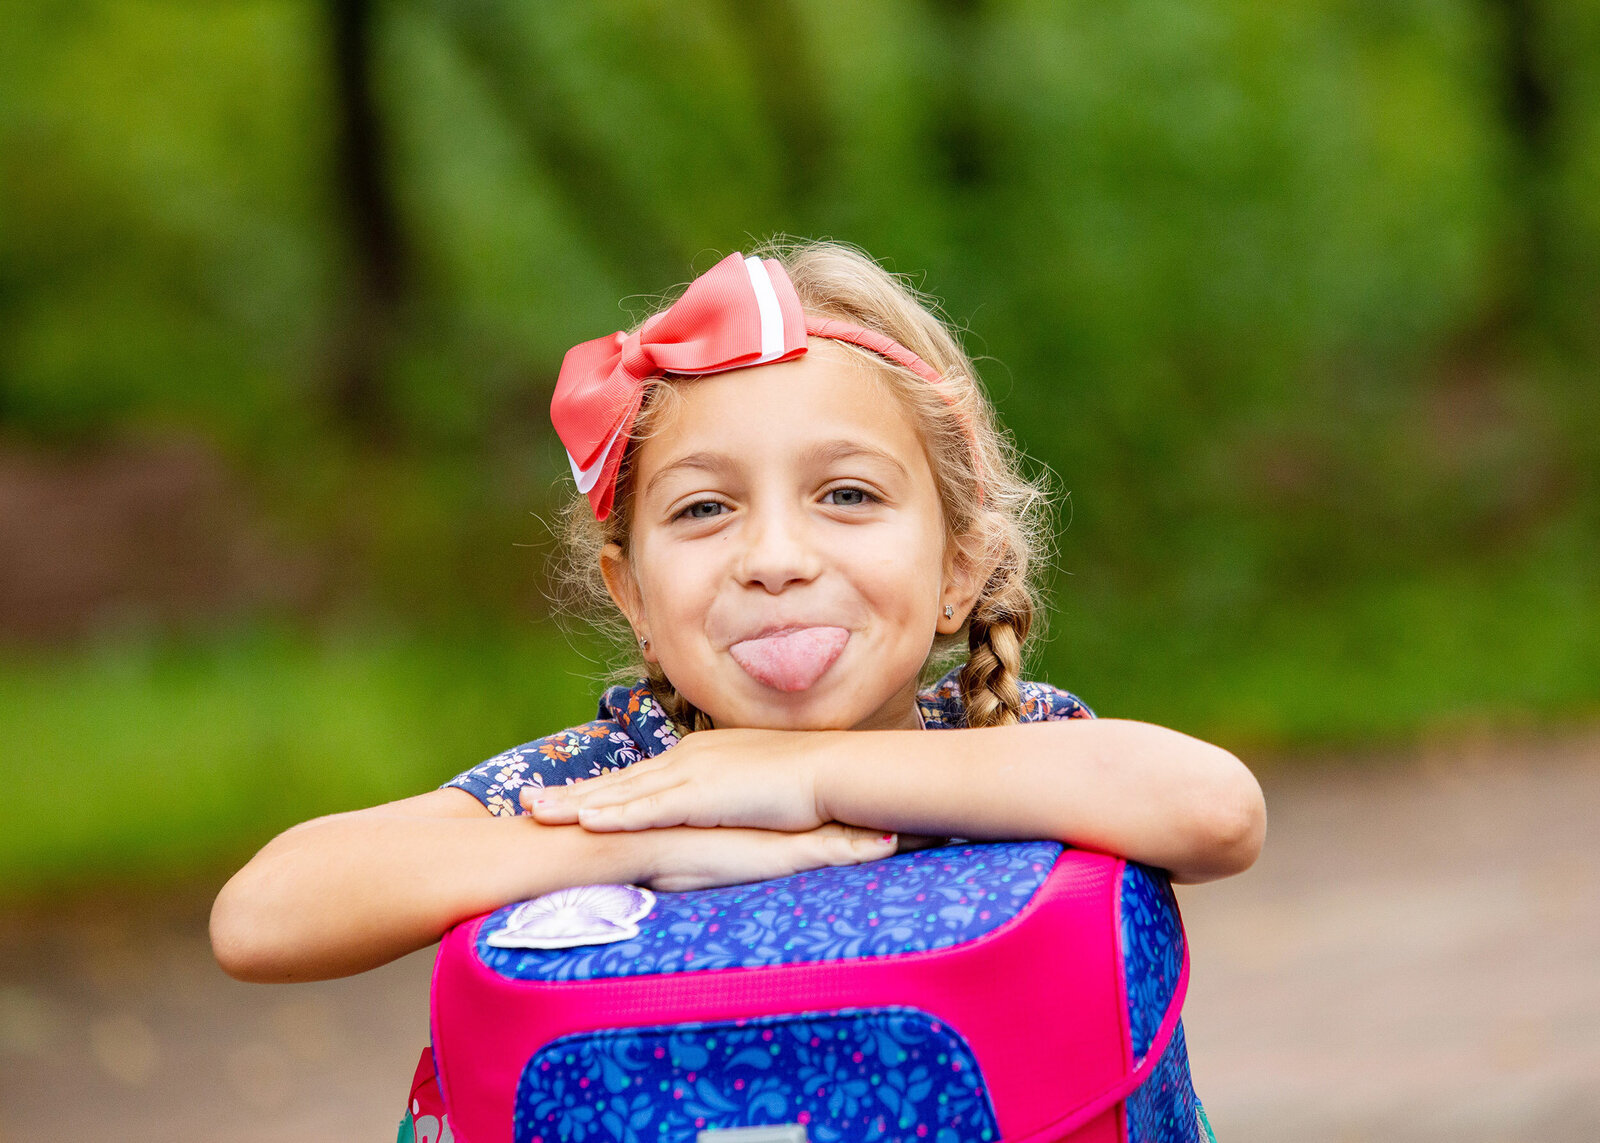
[
  {"xmin": 644, "ymin": 441, "xmax": 909, "ymax": 502},
  {"xmin": 799, "ymin": 440, "xmax": 910, "ymax": 477},
  {"xmin": 642, "ymin": 451, "xmax": 734, "ymax": 501}
]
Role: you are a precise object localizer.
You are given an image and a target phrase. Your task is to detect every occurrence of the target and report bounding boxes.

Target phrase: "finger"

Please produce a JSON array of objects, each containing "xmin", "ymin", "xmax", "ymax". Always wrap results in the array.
[
  {"xmin": 577, "ymin": 790, "xmax": 689, "ymax": 833},
  {"xmin": 526, "ymin": 767, "xmax": 672, "ymax": 823},
  {"xmin": 521, "ymin": 786, "xmax": 576, "ymax": 822},
  {"xmin": 522, "ymin": 783, "xmax": 597, "ymax": 824},
  {"xmin": 545, "ymin": 755, "xmax": 670, "ymax": 801},
  {"xmin": 814, "ymin": 824, "xmax": 898, "ymax": 867}
]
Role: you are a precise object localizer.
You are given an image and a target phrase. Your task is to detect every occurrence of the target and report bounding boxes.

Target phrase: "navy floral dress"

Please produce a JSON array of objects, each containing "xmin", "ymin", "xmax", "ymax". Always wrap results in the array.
[{"xmin": 444, "ymin": 668, "xmax": 1094, "ymax": 813}]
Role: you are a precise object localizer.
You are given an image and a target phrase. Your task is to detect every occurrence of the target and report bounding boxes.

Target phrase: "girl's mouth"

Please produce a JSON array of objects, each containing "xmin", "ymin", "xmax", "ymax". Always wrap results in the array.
[{"xmin": 728, "ymin": 626, "xmax": 850, "ymax": 692}]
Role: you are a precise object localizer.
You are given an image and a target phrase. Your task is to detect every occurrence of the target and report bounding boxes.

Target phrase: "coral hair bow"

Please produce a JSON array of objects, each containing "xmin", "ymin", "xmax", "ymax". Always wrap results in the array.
[
  {"xmin": 551, "ymin": 251, "xmax": 948, "ymax": 520},
  {"xmin": 551, "ymin": 253, "xmax": 809, "ymax": 520}
]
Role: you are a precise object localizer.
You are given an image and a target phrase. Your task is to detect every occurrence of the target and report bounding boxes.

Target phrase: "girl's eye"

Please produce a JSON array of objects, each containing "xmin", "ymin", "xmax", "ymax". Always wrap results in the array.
[
  {"xmin": 824, "ymin": 487, "xmax": 873, "ymax": 507},
  {"xmin": 679, "ymin": 500, "xmax": 726, "ymax": 520}
]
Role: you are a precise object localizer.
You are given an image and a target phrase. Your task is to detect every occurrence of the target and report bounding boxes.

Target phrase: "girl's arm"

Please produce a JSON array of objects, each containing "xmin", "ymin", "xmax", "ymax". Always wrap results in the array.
[
  {"xmin": 210, "ymin": 788, "xmax": 896, "ymax": 983},
  {"xmin": 212, "ymin": 789, "xmax": 636, "ymax": 983},
  {"xmin": 529, "ymin": 720, "xmax": 1265, "ymax": 884},
  {"xmin": 815, "ymin": 719, "xmax": 1265, "ymax": 883}
]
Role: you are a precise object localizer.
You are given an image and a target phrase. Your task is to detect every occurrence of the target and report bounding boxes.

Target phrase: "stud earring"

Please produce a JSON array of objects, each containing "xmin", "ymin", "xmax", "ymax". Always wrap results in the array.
[
  {"xmin": 638, "ymin": 635, "xmax": 649, "ymax": 651},
  {"xmin": 943, "ymin": 605, "xmax": 955, "ymax": 619}
]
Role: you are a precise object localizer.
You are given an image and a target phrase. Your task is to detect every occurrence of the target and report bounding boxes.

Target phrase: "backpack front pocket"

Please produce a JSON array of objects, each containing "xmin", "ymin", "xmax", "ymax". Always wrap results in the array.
[{"xmin": 513, "ymin": 1008, "xmax": 999, "ymax": 1143}]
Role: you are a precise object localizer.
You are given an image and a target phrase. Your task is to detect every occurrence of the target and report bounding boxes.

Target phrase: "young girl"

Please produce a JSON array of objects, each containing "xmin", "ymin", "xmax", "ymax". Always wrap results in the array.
[{"xmin": 211, "ymin": 241, "xmax": 1265, "ymax": 1000}]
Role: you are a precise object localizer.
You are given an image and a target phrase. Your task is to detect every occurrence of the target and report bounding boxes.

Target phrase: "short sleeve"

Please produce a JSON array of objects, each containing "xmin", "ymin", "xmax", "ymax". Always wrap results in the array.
[
  {"xmin": 917, "ymin": 669, "xmax": 1094, "ymax": 728},
  {"xmin": 443, "ymin": 719, "xmax": 647, "ymax": 818},
  {"xmin": 1017, "ymin": 679, "xmax": 1095, "ymax": 722}
]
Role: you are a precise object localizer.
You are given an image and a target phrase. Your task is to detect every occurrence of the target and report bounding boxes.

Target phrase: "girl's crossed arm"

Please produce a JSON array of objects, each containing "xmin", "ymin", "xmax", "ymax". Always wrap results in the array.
[
  {"xmin": 215, "ymin": 714, "xmax": 1260, "ymax": 981},
  {"xmin": 528, "ymin": 718, "xmax": 1266, "ymax": 884},
  {"xmin": 210, "ymin": 790, "xmax": 896, "ymax": 983}
]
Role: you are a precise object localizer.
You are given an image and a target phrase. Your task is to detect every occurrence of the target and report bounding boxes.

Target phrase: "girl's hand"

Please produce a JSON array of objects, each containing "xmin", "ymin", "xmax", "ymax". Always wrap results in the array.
[
  {"xmin": 523, "ymin": 728, "xmax": 839, "ymax": 833},
  {"xmin": 641, "ymin": 822, "xmax": 897, "ymax": 892}
]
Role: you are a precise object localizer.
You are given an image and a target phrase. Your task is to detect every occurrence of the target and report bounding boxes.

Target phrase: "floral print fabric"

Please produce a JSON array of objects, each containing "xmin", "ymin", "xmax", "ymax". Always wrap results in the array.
[
  {"xmin": 444, "ymin": 669, "xmax": 1093, "ymax": 816},
  {"xmin": 512, "ymin": 1008, "xmax": 999, "ymax": 1143},
  {"xmin": 1120, "ymin": 863, "xmax": 1185, "ymax": 1061},
  {"xmin": 1119, "ymin": 863, "xmax": 1206, "ymax": 1142},
  {"xmin": 475, "ymin": 841, "xmax": 1063, "ymax": 981},
  {"xmin": 1125, "ymin": 1023, "xmax": 1206, "ymax": 1143}
]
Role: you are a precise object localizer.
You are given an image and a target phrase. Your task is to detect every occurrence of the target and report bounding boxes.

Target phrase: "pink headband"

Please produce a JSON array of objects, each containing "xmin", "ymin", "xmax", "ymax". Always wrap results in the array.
[{"xmin": 551, "ymin": 252, "xmax": 953, "ymax": 520}]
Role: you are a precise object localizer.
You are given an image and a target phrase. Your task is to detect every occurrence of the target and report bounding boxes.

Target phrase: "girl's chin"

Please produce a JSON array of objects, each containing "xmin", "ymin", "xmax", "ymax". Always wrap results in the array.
[
  {"xmin": 711, "ymin": 680, "xmax": 921, "ymax": 732},
  {"xmin": 716, "ymin": 700, "xmax": 856, "ymax": 732}
]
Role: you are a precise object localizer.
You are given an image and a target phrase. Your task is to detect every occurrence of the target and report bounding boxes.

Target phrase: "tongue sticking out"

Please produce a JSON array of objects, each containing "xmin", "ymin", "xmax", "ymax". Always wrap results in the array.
[{"xmin": 729, "ymin": 626, "xmax": 850, "ymax": 693}]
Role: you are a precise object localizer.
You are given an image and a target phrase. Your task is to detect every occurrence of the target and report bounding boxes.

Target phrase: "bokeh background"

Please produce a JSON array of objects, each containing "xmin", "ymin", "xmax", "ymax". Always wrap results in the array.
[{"xmin": 2, "ymin": 1, "xmax": 1597, "ymax": 1140}]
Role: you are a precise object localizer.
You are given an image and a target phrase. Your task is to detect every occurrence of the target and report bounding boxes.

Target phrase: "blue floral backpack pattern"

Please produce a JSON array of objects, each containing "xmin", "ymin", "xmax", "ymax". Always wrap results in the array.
[{"xmin": 413, "ymin": 842, "xmax": 1214, "ymax": 1143}]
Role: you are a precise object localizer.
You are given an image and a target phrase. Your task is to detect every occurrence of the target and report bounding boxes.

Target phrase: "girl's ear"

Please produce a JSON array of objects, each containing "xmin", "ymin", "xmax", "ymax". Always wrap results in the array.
[
  {"xmin": 599, "ymin": 542, "xmax": 654, "ymax": 660},
  {"xmin": 939, "ymin": 534, "xmax": 996, "ymax": 635}
]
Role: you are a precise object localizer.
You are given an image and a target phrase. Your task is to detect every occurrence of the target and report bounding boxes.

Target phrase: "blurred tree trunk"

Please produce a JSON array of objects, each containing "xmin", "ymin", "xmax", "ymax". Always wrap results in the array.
[
  {"xmin": 718, "ymin": 1, "xmax": 828, "ymax": 209},
  {"xmin": 328, "ymin": 0, "xmax": 406, "ymax": 444},
  {"xmin": 1497, "ymin": 0, "xmax": 1551, "ymax": 150},
  {"xmin": 1489, "ymin": 0, "xmax": 1553, "ymax": 328},
  {"xmin": 446, "ymin": 11, "xmax": 683, "ymax": 293}
]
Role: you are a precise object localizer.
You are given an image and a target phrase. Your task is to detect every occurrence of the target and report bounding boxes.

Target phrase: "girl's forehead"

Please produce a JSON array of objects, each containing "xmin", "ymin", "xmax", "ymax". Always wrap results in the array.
[{"xmin": 639, "ymin": 347, "xmax": 927, "ymax": 468}]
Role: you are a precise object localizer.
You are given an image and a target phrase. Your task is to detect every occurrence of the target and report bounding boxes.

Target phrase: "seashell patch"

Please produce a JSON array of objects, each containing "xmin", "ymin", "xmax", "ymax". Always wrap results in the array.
[{"xmin": 485, "ymin": 883, "xmax": 657, "ymax": 950}]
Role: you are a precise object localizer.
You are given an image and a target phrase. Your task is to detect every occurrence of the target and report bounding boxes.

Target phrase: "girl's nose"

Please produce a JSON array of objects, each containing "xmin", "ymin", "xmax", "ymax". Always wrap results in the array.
[{"xmin": 734, "ymin": 505, "xmax": 822, "ymax": 593}]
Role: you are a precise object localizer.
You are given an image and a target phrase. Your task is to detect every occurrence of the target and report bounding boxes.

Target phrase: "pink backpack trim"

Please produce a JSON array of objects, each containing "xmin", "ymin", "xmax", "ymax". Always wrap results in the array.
[
  {"xmin": 428, "ymin": 850, "xmax": 1190, "ymax": 1143},
  {"xmin": 1009, "ymin": 944, "xmax": 1190, "ymax": 1142}
]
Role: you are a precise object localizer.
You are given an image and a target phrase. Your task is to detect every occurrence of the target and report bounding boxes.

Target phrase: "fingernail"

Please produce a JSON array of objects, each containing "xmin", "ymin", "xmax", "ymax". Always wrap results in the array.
[{"xmin": 881, "ymin": 833, "xmax": 897, "ymax": 845}]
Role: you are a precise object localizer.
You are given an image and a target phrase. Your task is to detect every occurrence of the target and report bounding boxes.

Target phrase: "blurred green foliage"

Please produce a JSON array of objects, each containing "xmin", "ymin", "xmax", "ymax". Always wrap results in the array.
[
  {"xmin": 0, "ymin": 627, "xmax": 608, "ymax": 894},
  {"xmin": 2, "ymin": 1, "xmax": 1598, "ymax": 887}
]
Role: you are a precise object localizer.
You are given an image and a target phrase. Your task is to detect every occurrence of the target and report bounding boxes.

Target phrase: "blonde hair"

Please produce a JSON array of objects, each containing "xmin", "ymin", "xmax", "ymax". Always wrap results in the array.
[{"xmin": 555, "ymin": 239, "xmax": 1055, "ymax": 731}]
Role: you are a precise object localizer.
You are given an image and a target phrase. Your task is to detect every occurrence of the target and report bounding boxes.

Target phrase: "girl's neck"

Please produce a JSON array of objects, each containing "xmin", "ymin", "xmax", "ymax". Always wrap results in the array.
[{"xmin": 848, "ymin": 681, "xmax": 926, "ymax": 732}]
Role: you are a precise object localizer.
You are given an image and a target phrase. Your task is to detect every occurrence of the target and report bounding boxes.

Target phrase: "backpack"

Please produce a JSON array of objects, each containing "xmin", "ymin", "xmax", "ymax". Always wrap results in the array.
[{"xmin": 404, "ymin": 842, "xmax": 1212, "ymax": 1143}]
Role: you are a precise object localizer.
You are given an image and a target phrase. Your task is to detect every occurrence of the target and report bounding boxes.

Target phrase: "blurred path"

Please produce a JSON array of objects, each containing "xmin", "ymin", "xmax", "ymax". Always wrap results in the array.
[
  {"xmin": 0, "ymin": 889, "xmax": 432, "ymax": 1142},
  {"xmin": 1179, "ymin": 730, "xmax": 1600, "ymax": 1143},
  {"xmin": 2, "ymin": 731, "xmax": 1597, "ymax": 1142}
]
